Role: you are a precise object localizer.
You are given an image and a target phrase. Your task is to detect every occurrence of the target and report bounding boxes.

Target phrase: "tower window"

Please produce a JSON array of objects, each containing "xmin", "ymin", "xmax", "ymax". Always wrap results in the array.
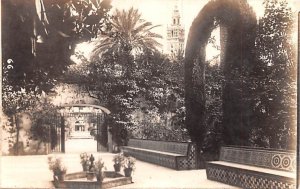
[
  {"xmin": 174, "ymin": 30, "xmax": 177, "ymax": 37},
  {"xmin": 173, "ymin": 19, "xmax": 176, "ymax": 25}
]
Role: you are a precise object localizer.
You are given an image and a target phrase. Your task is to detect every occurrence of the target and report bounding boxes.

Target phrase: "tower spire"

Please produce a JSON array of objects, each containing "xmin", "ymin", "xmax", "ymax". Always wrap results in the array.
[{"xmin": 166, "ymin": 3, "xmax": 185, "ymax": 58}]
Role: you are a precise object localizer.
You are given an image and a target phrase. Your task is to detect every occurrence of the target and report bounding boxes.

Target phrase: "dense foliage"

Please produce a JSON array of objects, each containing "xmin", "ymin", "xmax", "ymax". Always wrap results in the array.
[
  {"xmin": 201, "ymin": 60, "xmax": 224, "ymax": 155},
  {"xmin": 250, "ymin": 0, "xmax": 296, "ymax": 150},
  {"xmin": 67, "ymin": 8, "xmax": 188, "ymax": 144},
  {"xmin": 127, "ymin": 53, "xmax": 189, "ymax": 142},
  {"xmin": 185, "ymin": 0, "xmax": 257, "ymax": 154},
  {"xmin": 29, "ymin": 101, "xmax": 60, "ymax": 152},
  {"xmin": 185, "ymin": 0, "xmax": 296, "ymax": 160}
]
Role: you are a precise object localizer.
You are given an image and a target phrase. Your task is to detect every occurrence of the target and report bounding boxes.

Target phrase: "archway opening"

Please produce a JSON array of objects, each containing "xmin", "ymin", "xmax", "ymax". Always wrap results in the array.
[
  {"xmin": 205, "ymin": 26, "xmax": 220, "ymax": 65},
  {"xmin": 49, "ymin": 104, "xmax": 111, "ymax": 154}
]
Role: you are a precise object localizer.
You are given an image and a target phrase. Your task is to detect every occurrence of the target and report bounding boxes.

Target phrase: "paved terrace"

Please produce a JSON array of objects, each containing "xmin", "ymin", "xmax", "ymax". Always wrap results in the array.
[{"xmin": 1, "ymin": 138, "xmax": 239, "ymax": 189}]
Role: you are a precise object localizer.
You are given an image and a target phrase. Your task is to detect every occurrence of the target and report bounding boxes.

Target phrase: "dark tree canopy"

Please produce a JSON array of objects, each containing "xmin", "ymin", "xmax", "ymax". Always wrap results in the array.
[{"xmin": 2, "ymin": 0, "xmax": 112, "ymax": 94}]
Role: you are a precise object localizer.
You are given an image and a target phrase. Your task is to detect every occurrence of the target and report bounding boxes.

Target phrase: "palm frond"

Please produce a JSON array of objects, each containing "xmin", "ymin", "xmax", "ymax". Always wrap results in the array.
[
  {"xmin": 133, "ymin": 22, "xmax": 153, "ymax": 35},
  {"xmin": 92, "ymin": 7, "xmax": 162, "ymax": 57}
]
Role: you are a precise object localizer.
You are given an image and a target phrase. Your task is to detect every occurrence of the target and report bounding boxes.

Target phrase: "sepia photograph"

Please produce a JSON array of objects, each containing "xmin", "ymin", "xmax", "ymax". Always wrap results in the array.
[{"xmin": 1, "ymin": 0, "xmax": 299, "ymax": 188}]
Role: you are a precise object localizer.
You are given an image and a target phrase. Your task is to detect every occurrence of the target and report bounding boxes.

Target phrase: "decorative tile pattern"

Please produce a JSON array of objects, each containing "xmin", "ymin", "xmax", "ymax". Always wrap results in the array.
[
  {"xmin": 207, "ymin": 163, "xmax": 296, "ymax": 189},
  {"xmin": 220, "ymin": 147, "xmax": 296, "ymax": 172},
  {"xmin": 177, "ymin": 144, "xmax": 197, "ymax": 170}
]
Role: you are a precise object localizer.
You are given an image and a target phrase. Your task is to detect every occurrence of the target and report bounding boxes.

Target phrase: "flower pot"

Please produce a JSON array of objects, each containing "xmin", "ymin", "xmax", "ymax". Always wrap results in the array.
[
  {"xmin": 82, "ymin": 164, "xmax": 88, "ymax": 171},
  {"xmin": 114, "ymin": 163, "xmax": 121, "ymax": 172},
  {"xmin": 96, "ymin": 172, "xmax": 104, "ymax": 183},
  {"xmin": 124, "ymin": 168, "xmax": 133, "ymax": 177},
  {"xmin": 86, "ymin": 172, "xmax": 95, "ymax": 180},
  {"xmin": 53, "ymin": 169, "xmax": 66, "ymax": 182},
  {"xmin": 96, "ymin": 175, "xmax": 101, "ymax": 182},
  {"xmin": 53, "ymin": 173, "xmax": 65, "ymax": 182},
  {"xmin": 58, "ymin": 174, "xmax": 65, "ymax": 182}
]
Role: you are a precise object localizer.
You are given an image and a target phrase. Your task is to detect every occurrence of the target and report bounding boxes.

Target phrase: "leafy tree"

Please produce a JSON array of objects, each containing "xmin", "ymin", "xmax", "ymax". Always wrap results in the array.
[
  {"xmin": 2, "ymin": 83, "xmax": 40, "ymax": 155},
  {"xmin": 252, "ymin": 0, "xmax": 296, "ymax": 150},
  {"xmin": 127, "ymin": 52, "xmax": 188, "ymax": 141},
  {"xmin": 66, "ymin": 7, "xmax": 162, "ymax": 145},
  {"xmin": 2, "ymin": 0, "xmax": 112, "ymax": 153},
  {"xmin": 30, "ymin": 101, "xmax": 59, "ymax": 153}
]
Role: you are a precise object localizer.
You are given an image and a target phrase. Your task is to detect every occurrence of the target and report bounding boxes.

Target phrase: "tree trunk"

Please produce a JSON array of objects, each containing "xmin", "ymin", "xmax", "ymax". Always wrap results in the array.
[{"xmin": 36, "ymin": 140, "xmax": 42, "ymax": 154}]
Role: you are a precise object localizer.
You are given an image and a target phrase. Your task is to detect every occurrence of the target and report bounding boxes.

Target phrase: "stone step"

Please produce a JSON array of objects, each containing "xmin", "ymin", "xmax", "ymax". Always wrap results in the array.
[{"xmin": 69, "ymin": 131, "xmax": 93, "ymax": 139}]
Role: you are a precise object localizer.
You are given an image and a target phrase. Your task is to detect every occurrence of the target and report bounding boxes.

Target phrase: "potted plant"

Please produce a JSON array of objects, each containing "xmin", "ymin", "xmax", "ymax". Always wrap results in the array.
[
  {"xmin": 80, "ymin": 152, "xmax": 89, "ymax": 171},
  {"xmin": 94, "ymin": 158, "xmax": 106, "ymax": 183},
  {"xmin": 86, "ymin": 154, "xmax": 96, "ymax": 180},
  {"xmin": 86, "ymin": 168, "xmax": 95, "ymax": 181},
  {"xmin": 48, "ymin": 156, "xmax": 67, "ymax": 182},
  {"xmin": 123, "ymin": 156, "xmax": 136, "ymax": 177},
  {"xmin": 112, "ymin": 153, "xmax": 124, "ymax": 172}
]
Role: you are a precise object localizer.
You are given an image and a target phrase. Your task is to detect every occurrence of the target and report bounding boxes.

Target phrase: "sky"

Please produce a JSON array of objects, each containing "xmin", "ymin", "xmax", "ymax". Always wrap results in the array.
[
  {"xmin": 76, "ymin": 0, "xmax": 299, "ymax": 61},
  {"xmin": 111, "ymin": 0, "xmax": 299, "ymax": 43}
]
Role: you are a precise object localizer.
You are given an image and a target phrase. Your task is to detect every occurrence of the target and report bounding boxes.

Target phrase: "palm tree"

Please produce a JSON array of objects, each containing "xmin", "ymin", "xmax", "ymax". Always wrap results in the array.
[{"xmin": 91, "ymin": 7, "xmax": 162, "ymax": 60}]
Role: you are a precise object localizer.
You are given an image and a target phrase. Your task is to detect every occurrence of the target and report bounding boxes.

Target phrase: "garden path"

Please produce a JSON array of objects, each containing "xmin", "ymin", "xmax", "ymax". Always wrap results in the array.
[{"xmin": 65, "ymin": 137, "xmax": 97, "ymax": 153}]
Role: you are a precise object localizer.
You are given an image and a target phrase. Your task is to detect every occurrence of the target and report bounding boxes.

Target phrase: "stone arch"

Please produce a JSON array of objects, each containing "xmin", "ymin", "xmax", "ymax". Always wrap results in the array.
[{"xmin": 185, "ymin": 0, "xmax": 257, "ymax": 148}]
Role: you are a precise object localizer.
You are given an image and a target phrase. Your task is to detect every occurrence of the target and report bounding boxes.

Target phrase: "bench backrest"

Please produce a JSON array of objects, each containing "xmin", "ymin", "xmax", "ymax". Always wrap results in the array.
[
  {"xmin": 220, "ymin": 146, "xmax": 296, "ymax": 172},
  {"xmin": 128, "ymin": 139, "xmax": 190, "ymax": 155}
]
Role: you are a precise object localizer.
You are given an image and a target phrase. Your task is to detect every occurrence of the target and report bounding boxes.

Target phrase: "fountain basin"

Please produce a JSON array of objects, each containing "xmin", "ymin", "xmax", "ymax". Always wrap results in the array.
[{"xmin": 54, "ymin": 171, "xmax": 132, "ymax": 189}]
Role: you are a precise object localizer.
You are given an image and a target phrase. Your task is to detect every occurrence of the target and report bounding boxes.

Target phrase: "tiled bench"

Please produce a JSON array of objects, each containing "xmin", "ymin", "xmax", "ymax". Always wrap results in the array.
[
  {"xmin": 206, "ymin": 146, "xmax": 296, "ymax": 189},
  {"xmin": 122, "ymin": 139, "xmax": 197, "ymax": 170}
]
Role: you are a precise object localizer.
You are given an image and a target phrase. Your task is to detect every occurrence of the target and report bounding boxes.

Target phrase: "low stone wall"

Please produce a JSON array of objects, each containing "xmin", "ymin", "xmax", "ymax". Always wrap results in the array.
[{"xmin": 55, "ymin": 171, "xmax": 132, "ymax": 189}]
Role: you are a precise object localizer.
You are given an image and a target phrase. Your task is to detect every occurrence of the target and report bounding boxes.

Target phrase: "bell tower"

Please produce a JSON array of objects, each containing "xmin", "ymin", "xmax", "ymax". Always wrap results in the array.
[{"xmin": 166, "ymin": 5, "xmax": 185, "ymax": 57}]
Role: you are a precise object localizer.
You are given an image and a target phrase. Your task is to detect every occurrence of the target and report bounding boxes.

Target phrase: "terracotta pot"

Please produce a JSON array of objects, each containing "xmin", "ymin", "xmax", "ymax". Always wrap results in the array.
[
  {"xmin": 86, "ymin": 172, "xmax": 95, "ymax": 180},
  {"xmin": 124, "ymin": 168, "xmax": 133, "ymax": 177},
  {"xmin": 54, "ymin": 173, "xmax": 65, "ymax": 182},
  {"xmin": 82, "ymin": 164, "xmax": 88, "ymax": 171},
  {"xmin": 53, "ymin": 170, "xmax": 65, "ymax": 182},
  {"xmin": 114, "ymin": 163, "xmax": 121, "ymax": 172},
  {"xmin": 96, "ymin": 172, "xmax": 104, "ymax": 183}
]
